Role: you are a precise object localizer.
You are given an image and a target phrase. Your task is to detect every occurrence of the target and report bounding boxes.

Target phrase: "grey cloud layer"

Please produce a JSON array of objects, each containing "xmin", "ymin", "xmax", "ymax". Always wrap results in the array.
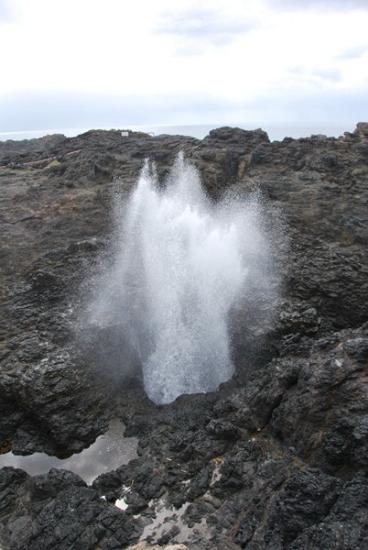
[
  {"xmin": 1, "ymin": 88, "xmax": 367, "ymax": 133},
  {"xmin": 0, "ymin": 91, "xmax": 234, "ymax": 132}
]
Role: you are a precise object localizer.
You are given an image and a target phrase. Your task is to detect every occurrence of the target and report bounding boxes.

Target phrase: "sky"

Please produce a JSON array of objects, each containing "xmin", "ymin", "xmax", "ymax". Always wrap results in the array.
[{"xmin": 0, "ymin": 0, "xmax": 368, "ymax": 132}]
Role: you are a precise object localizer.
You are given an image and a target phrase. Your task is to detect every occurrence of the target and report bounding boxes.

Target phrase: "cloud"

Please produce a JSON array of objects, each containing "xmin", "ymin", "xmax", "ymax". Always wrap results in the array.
[
  {"xmin": 0, "ymin": 0, "xmax": 14, "ymax": 22},
  {"xmin": 1, "ymin": 0, "xmax": 368, "ymax": 132},
  {"xmin": 267, "ymin": 0, "xmax": 368, "ymax": 11},
  {"xmin": 339, "ymin": 44, "xmax": 368, "ymax": 59},
  {"xmin": 310, "ymin": 68, "xmax": 342, "ymax": 83},
  {"xmin": 291, "ymin": 66, "xmax": 342, "ymax": 84},
  {"xmin": 155, "ymin": 6, "xmax": 254, "ymax": 53}
]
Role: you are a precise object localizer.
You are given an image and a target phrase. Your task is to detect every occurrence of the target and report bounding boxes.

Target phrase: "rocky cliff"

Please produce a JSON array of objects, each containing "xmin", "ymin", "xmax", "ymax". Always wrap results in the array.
[{"xmin": 0, "ymin": 125, "xmax": 367, "ymax": 549}]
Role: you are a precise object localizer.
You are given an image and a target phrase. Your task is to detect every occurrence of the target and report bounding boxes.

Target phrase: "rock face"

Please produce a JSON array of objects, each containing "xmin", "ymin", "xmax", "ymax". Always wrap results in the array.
[{"xmin": 0, "ymin": 125, "xmax": 368, "ymax": 549}]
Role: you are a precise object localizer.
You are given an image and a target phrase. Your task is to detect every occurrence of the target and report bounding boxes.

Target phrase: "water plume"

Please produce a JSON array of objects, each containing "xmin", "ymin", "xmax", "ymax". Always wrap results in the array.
[{"xmin": 87, "ymin": 153, "xmax": 275, "ymax": 404}]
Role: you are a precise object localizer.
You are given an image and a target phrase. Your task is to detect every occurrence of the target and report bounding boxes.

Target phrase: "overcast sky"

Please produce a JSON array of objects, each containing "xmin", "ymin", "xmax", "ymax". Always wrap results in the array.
[{"xmin": 1, "ymin": 0, "xmax": 368, "ymax": 132}]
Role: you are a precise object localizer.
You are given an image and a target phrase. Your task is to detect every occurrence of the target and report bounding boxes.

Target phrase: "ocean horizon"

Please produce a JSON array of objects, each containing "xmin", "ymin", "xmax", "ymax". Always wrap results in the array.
[{"xmin": 0, "ymin": 123, "xmax": 354, "ymax": 143}]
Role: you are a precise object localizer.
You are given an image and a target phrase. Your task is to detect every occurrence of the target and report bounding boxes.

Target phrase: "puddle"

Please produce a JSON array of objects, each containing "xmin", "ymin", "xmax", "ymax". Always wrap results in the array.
[{"xmin": 0, "ymin": 419, "xmax": 138, "ymax": 484}]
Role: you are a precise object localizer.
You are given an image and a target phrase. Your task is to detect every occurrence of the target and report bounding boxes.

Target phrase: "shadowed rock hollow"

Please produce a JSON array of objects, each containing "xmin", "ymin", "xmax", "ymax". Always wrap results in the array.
[{"xmin": 0, "ymin": 125, "xmax": 368, "ymax": 549}]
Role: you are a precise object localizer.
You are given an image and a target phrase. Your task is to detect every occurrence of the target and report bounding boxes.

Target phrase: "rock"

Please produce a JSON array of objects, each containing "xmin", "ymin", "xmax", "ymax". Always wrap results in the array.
[
  {"xmin": 127, "ymin": 544, "xmax": 189, "ymax": 550},
  {"xmin": 1, "ymin": 125, "xmax": 368, "ymax": 549},
  {"xmin": 354, "ymin": 122, "xmax": 368, "ymax": 139},
  {"xmin": 0, "ymin": 467, "xmax": 143, "ymax": 549},
  {"xmin": 205, "ymin": 419, "xmax": 240, "ymax": 440},
  {"xmin": 206, "ymin": 126, "xmax": 270, "ymax": 146}
]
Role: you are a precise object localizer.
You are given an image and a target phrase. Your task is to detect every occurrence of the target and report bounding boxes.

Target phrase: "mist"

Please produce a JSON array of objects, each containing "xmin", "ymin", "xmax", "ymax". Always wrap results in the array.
[{"xmin": 81, "ymin": 154, "xmax": 279, "ymax": 404}]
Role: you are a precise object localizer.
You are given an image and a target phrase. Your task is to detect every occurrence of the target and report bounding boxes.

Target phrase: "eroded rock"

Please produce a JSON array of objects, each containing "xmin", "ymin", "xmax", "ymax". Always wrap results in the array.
[{"xmin": 1, "ymin": 125, "xmax": 368, "ymax": 549}]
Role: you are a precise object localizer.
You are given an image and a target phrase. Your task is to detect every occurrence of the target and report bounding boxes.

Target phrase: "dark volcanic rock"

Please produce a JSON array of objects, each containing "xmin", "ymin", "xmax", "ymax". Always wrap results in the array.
[
  {"xmin": 1, "ymin": 125, "xmax": 368, "ymax": 549},
  {"xmin": 0, "ymin": 467, "xmax": 143, "ymax": 549}
]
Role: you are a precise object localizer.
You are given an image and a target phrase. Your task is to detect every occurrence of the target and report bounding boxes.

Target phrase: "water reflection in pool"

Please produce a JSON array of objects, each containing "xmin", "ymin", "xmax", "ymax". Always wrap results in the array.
[{"xmin": 0, "ymin": 419, "xmax": 138, "ymax": 484}]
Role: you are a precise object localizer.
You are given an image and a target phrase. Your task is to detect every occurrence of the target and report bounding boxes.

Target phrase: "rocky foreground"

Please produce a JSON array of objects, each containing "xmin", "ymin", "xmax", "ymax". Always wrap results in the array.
[{"xmin": 0, "ymin": 125, "xmax": 368, "ymax": 549}]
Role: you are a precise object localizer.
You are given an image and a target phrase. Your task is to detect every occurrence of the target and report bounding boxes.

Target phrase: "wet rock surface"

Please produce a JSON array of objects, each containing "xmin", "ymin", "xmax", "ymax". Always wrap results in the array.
[{"xmin": 0, "ymin": 126, "xmax": 368, "ymax": 549}]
